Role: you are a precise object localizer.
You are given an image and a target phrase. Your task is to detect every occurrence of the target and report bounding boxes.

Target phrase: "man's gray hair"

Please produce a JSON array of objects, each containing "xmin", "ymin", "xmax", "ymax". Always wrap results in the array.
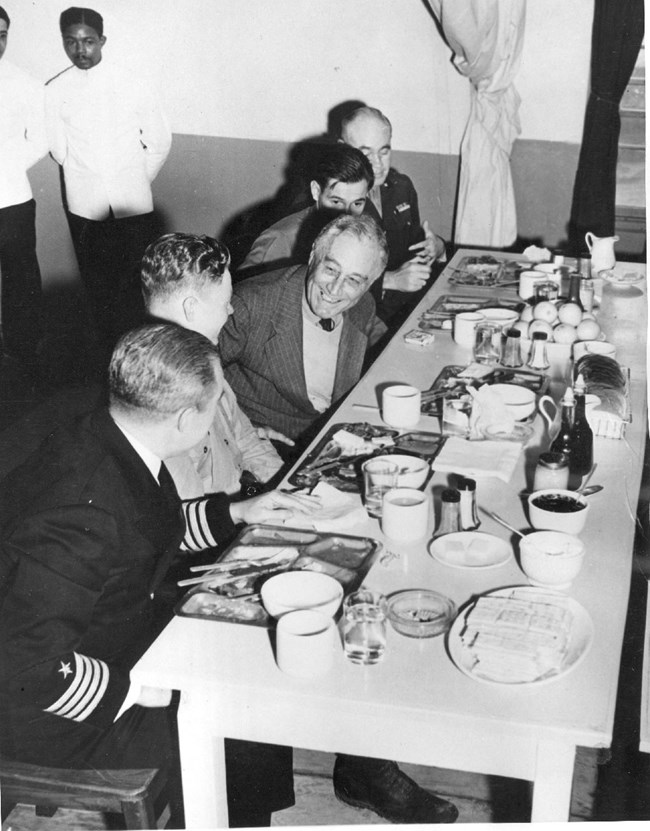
[
  {"xmin": 109, "ymin": 323, "xmax": 221, "ymax": 420},
  {"xmin": 340, "ymin": 106, "xmax": 392, "ymax": 139},
  {"xmin": 309, "ymin": 214, "xmax": 388, "ymax": 279}
]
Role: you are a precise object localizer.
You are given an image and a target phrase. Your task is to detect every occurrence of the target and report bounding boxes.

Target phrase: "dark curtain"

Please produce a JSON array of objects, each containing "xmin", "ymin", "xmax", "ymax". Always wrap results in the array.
[{"xmin": 569, "ymin": 0, "xmax": 644, "ymax": 247}]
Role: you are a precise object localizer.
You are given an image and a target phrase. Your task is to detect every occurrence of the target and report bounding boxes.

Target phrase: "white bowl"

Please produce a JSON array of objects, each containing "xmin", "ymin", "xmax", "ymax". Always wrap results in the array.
[
  {"xmin": 372, "ymin": 454, "xmax": 429, "ymax": 488},
  {"xmin": 527, "ymin": 489, "xmax": 589, "ymax": 535},
  {"xmin": 519, "ymin": 531, "xmax": 585, "ymax": 589},
  {"xmin": 480, "ymin": 308, "xmax": 520, "ymax": 328},
  {"xmin": 489, "ymin": 383, "xmax": 537, "ymax": 420},
  {"xmin": 573, "ymin": 340, "xmax": 616, "ymax": 361},
  {"xmin": 260, "ymin": 571, "xmax": 343, "ymax": 619}
]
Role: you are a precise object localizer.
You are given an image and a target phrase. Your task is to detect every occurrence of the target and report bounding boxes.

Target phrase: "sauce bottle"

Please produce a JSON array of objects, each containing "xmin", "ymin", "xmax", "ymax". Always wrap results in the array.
[
  {"xmin": 568, "ymin": 373, "xmax": 594, "ymax": 483},
  {"xmin": 550, "ymin": 386, "xmax": 575, "ymax": 461}
]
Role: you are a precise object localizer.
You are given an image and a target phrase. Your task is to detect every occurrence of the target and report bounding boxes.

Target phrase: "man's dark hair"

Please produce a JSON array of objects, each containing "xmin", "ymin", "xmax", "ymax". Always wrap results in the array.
[
  {"xmin": 313, "ymin": 144, "xmax": 374, "ymax": 191},
  {"xmin": 60, "ymin": 7, "xmax": 104, "ymax": 37},
  {"xmin": 0, "ymin": 6, "xmax": 10, "ymax": 27},
  {"xmin": 141, "ymin": 233, "xmax": 231, "ymax": 303},
  {"xmin": 109, "ymin": 323, "xmax": 221, "ymax": 420}
]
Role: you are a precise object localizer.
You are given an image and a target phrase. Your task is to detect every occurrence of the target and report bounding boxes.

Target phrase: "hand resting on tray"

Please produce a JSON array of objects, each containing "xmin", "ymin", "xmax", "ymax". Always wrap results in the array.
[{"xmin": 229, "ymin": 489, "xmax": 321, "ymax": 526}]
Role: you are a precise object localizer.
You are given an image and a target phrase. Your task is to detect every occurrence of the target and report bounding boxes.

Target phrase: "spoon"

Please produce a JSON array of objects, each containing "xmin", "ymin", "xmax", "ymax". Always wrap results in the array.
[
  {"xmin": 519, "ymin": 484, "xmax": 603, "ymax": 498},
  {"xmin": 481, "ymin": 508, "xmax": 526, "ymax": 539},
  {"xmin": 577, "ymin": 463, "xmax": 598, "ymax": 494}
]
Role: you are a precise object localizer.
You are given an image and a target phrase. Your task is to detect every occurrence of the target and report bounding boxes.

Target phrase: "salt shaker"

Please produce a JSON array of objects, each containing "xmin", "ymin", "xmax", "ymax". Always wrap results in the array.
[
  {"xmin": 501, "ymin": 328, "xmax": 523, "ymax": 367},
  {"xmin": 433, "ymin": 489, "xmax": 461, "ymax": 538},
  {"xmin": 527, "ymin": 331, "xmax": 550, "ymax": 370},
  {"xmin": 458, "ymin": 477, "xmax": 480, "ymax": 531}
]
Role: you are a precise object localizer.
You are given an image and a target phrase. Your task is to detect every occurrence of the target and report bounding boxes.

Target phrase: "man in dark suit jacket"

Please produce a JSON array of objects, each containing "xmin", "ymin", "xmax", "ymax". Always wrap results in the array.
[
  {"xmin": 0, "ymin": 323, "xmax": 316, "ymax": 827},
  {"xmin": 220, "ymin": 214, "xmax": 387, "ymax": 451}
]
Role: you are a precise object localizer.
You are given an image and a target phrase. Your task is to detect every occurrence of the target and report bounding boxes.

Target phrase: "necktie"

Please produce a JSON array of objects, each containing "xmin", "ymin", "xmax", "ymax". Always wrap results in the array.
[
  {"xmin": 319, "ymin": 318, "xmax": 335, "ymax": 332},
  {"xmin": 157, "ymin": 462, "xmax": 180, "ymax": 507}
]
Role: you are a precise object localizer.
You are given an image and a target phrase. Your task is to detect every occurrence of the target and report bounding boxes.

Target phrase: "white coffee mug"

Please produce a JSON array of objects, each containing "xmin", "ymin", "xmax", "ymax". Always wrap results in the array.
[
  {"xmin": 453, "ymin": 312, "xmax": 485, "ymax": 348},
  {"xmin": 276, "ymin": 609, "xmax": 337, "ymax": 679},
  {"xmin": 381, "ymin": 488, "xmax": 430, "ymax": 542},
  {"xmin": 382, "ymin": 385, "xmax": 421, "ymax": 429},
  {"xmin": 519, "ymin": 270, "xmax": 553, "ymax": 301}
]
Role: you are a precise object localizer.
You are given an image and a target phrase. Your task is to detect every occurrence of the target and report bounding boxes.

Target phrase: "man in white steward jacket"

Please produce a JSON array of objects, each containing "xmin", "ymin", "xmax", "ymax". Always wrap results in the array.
[
  {"xmin": 45, "ymin": 6, "xmax": 171, "ymax": 354},
  {"xmin": 0, "ymin": 6, "xmax": 48, "ymax": 366}
]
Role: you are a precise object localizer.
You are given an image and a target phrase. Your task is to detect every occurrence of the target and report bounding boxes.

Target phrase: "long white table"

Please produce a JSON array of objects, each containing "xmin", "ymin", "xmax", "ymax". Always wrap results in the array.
[{"xmin": 133, "ymin": 250, "xmax": 648, "ymax": 827}]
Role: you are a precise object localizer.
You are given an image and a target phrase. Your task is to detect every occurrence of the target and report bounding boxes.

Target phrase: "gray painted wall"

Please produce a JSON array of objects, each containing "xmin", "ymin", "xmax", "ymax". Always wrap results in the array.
[{"xmin": 31, "ymin": 134, "xmax": 582, "ymax": 289}]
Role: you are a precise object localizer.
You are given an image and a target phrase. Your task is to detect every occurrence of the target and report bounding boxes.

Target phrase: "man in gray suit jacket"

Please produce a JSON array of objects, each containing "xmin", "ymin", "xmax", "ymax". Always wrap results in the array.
[{"xmin": 219, "ymin": 214, "xmax": 387, "ymax": 450}]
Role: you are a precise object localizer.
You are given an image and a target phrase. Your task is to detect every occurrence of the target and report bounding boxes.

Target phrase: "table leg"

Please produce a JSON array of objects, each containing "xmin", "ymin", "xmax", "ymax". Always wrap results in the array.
[
  {"xmin": 531, "ymin": 738, "xmax": 576, "ymax": 822},
  {"xmin": 177, "ymin": 689, "xmax": 228, "ymax": 829}
]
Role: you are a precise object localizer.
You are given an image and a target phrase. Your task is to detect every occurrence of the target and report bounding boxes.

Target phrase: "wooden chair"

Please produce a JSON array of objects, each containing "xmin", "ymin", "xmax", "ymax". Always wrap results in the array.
[{"xmin": 0, "ymin": 757, "xmax": 169, "ymax": 829}]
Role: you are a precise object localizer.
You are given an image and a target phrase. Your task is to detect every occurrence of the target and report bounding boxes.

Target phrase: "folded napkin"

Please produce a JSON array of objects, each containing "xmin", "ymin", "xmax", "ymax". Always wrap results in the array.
[
  {"xmin": 433, "ymin": 437, "xmax": 522, "ymax": 483},
  {"xmin": 523, "ymin": 245, "xmax": 551, "ymax": 263},
  {"xmin": 285, "ymin": 481, "xmax": 368, "ymax": 531},
  {"xmin": 468, "ymin": 385, "xmax": 515, "ymax": 440}
]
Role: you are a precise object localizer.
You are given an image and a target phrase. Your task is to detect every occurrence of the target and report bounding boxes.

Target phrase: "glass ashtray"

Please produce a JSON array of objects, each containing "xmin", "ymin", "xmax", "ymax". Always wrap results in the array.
[{"xmin": 386, "ymin": 589, "xmax": 456, "ymax": 638}]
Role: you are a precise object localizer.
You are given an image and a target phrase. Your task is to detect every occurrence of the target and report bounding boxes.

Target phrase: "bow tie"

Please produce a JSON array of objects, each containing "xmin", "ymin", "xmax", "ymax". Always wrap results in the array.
[{"xmin": 318, "ymin": 318, "xmax": 335, "ymax": 332}]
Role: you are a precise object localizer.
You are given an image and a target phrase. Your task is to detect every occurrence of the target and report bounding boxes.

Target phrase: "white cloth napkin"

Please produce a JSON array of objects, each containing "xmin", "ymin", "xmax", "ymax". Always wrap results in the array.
[
  {"xmin": 285, "ymin": 481, "xmax": 368, "ymax": 531},
  {"xmin": 468, "ymin": 386, "xmax": 515, "ymax": 440},
  {"xmin": 433, "ymin": 437, "xmax": 522, "ymax": 483}
]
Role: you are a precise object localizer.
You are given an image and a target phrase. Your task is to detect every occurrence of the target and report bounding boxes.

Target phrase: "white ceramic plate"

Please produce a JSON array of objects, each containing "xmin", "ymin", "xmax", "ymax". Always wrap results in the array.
[
  {"xmin": 447, "ymin": 586, "xmax": 594, "ymax": 686},
  {"xmin": 429, "ymin": 531, "xmax": 512, "ymax": 569}
]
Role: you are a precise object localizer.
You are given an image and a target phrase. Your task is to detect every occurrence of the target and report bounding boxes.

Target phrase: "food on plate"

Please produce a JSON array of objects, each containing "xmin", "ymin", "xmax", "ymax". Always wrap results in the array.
[
  {"xmin": 185, "ymin": 592, "xmax": 268, "ymax": 622},
  {"xmin": 460, "ymin": 591, "xmax": 574, "ymax": 682},
  {"xmin": 531, "ymin": 493, "xmax": 586, "ymax": 514}
]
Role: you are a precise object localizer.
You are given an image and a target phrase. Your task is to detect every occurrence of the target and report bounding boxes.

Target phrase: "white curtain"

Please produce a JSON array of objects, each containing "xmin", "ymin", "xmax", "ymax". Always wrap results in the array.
[{"xmin": 425, "ymin": 0, "xmax": 526, "ymax": 246}]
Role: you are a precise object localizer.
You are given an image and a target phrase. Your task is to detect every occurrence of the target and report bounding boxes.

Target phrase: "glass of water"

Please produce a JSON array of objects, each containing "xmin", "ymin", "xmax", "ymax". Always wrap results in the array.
[
  {"xmin": 361, "ymin": 459, "xmax": 398, "ymax": 518},
  {"xmin": 343, "ymin": 589, "xmax": 387, "ymax": 665}
]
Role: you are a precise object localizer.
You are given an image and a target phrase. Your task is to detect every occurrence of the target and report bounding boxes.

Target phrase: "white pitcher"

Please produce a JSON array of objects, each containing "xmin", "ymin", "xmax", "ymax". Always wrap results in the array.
[
  {"xmin": 585, "ymin": 232, "xmax": 620, "ymax": 274},
  {"xmin": 538, "ymin": 395, "xmax": 560, "ymax": 442}
]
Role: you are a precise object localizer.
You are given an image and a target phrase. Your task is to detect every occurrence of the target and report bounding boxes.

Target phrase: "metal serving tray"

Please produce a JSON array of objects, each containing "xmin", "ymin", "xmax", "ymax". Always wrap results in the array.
[
  {"xmin": 175, "ymin": 524, "xmax": 382, "ymax": 627},
  {"xmin": 287, "ymin": 422, "xmax": 445, "ymax": 492}
]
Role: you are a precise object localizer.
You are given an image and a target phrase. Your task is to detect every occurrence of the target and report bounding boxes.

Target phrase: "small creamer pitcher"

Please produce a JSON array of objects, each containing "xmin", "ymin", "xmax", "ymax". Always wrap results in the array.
[
  {"xmin": 538, "ymin": 395, "xmax": 561, "ymax": 442},
  {"xmin": 585, "ymin": 232, "xmax": 619, "ymax": 274}
]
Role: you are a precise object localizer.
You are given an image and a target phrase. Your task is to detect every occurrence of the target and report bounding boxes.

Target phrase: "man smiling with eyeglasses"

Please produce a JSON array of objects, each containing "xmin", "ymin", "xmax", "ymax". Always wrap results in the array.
[{"xmin": 219, "ymin": 214, "xmax": 387, "ymax": 457}]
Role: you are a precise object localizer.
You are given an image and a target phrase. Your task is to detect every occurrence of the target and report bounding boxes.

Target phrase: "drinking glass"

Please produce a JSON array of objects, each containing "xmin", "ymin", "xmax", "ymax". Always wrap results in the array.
[
  {"xmin": 441, "ymin": 394, "xmax": 472, "ymax": 438},
  {"xmin": 361, "ymin": 459, "xmax": 398, "ymax": 518},
  {"xmin": 473, "ymin": 321, "xmax": 502, "ymax": 364},
  {"xmin": 343, "ymin": 589, "xmax": 387, "ymax": 665}
]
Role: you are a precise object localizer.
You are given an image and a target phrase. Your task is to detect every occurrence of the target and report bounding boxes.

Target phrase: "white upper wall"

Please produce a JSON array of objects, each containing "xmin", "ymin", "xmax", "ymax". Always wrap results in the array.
[{"xmin": 7, "ymin": 0, "xmax": 591, "ymax": 152}]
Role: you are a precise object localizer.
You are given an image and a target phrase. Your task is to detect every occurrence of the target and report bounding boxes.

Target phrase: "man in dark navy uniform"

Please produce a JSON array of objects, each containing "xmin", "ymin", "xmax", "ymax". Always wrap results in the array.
[{"xmin": 340, "ymin": 106, "xmax": 446, "ymax": 324}]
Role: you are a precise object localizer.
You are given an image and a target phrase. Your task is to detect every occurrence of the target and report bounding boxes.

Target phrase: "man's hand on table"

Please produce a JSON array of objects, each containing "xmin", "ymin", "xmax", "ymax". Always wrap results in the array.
[
  {"xmin": 255, "ymin": 426, "xmax": 295, "ymax": 447},
  {"xmin": 229, "ymin": 489, "xmax": 321, "ymax": 526}
]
